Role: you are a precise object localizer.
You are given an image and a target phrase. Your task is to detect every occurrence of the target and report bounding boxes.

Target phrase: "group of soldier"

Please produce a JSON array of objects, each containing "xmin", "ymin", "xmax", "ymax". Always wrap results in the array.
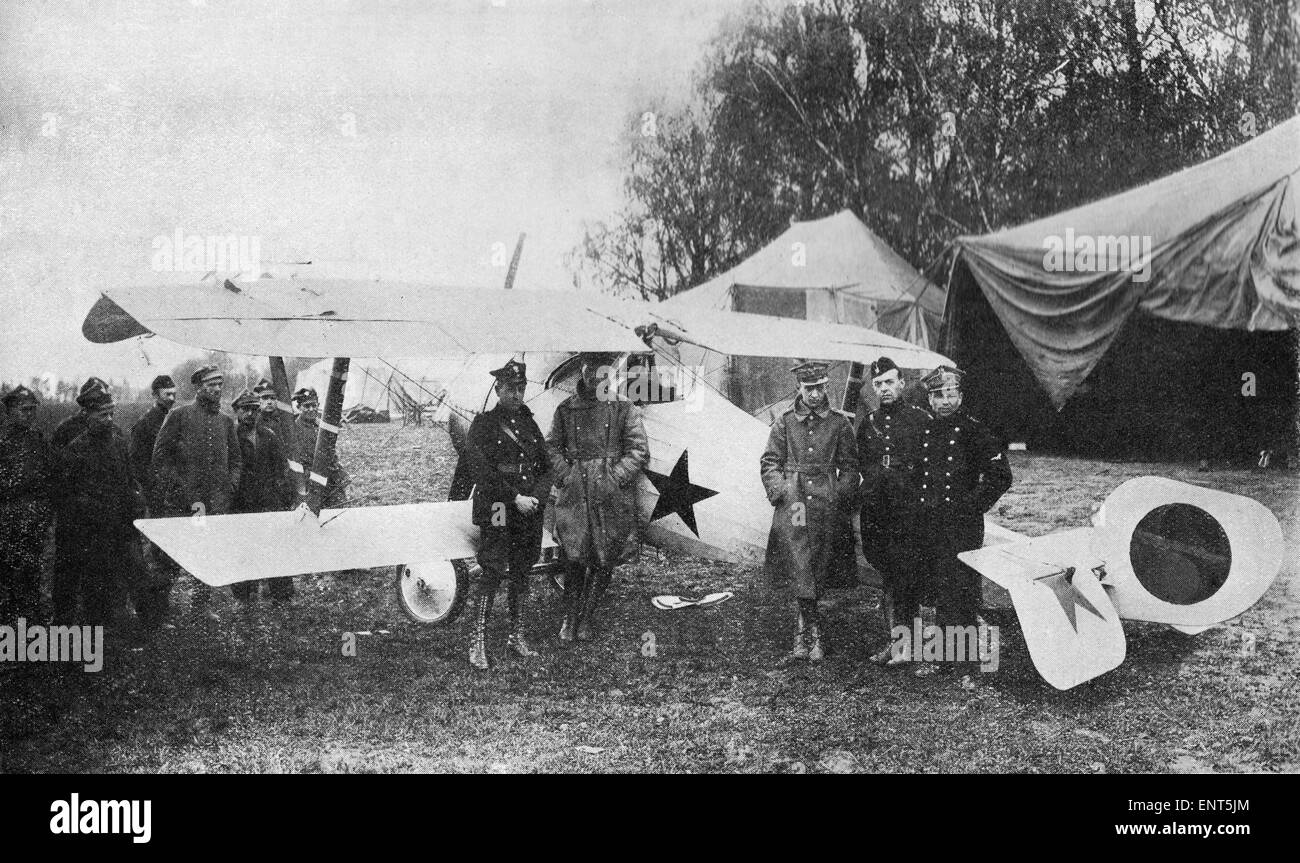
[
  {"xmin": 3, "ymin": 350, "xmax": 1006, "ymax": 678},
  {"xmin": 462, "ymin": 352, "xmax": 1009, "ymax": 676},
  {"xmin": 461, "ymin": 354, "xmax": 649, "ymax": 670},
  {"xmin": 762, "ymin": 358, "xmax": 1012, "ymax": 674},
  {"xmin": 0, "ymin": 366, "xmax": 348, "ymax": 641}
]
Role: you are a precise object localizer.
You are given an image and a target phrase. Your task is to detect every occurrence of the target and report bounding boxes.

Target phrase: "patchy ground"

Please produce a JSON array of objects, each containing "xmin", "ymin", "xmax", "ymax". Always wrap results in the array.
[{"xmin": 3, "ymin": 422, "xmax": 1297, "ymax": 773}]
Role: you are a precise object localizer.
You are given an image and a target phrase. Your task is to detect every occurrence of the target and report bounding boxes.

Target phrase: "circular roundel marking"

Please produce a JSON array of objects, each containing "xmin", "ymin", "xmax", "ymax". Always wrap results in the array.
[{"xmin": 1129, "ymin": 503, "xmax": 1232, "ymax": 605}]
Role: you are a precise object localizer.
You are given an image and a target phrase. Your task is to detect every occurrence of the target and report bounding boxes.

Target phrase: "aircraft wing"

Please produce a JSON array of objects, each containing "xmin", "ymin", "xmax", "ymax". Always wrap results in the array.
[
  {"xmin": 83, "ymin": 278, "xmax": 952, "ymax": 365},
  {"xmin": 960, "ymin": 528, "xmax": 1127, "ymax": 689},
  {"xmin": 639, "ymin": 305, "xmax": 951, "ymax": 367},
  {"xmin": 135, "ymin": 500, "xmax": 554, "ymax": 587},
  {"xmin": 84, "ymin": 280, "xmax": 651, "ymax": 357}
]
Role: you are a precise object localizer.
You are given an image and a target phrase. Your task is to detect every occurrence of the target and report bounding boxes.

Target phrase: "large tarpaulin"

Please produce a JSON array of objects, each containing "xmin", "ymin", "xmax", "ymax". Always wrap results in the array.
[{"xmin": 953, "ymin": 115, "xmax": 1300, "ymax": 409}]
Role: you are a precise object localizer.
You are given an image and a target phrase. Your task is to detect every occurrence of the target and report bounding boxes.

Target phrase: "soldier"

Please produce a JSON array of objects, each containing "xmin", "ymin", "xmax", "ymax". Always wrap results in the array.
[
  {"xmin": 152, "ymin": 365, "xmax": 242, "ymax": 615},
  {"xmin": 915, "ymin": 365, "xmax": 1012, "ymax": 671},
  {"xmin": 291, "ymin": 387, "xmax": 349, "ymax": 508},
  {"xmin": 51, "ymin": 376, "xmax": 111, "ymax": 450},
  {"xmin": 229, "ymin": 390, "xmax": 295, "ymax": 605},
  {"xmin": 129, "ymin": 375, "xmax": 176, "ymax": 503},
  {"xmin": 0, "ymin": 386, "xmax": 54, "ymax": 624},
  {"xmin": 51, "ymin": 378, "xmax": 119, "ymax": 624},
  {"xmin": 546, "ymin": 352, "xmax": 649, "ymax": 642},
  {"xmin": 53, "ymin": 382, "xmax": 150, "ymax": 629},
  {"xmin": 857, "ymin": 357, "xmax": 932, "ymax": 665},
  {"xmin": 129, "ymin": 375, "xmax": 179, "ymax": 607},
  {"xmin": 760, "ymin": 361, "xmax": 860, "ymax": 662},
  {"xmin": 461, "ymin": 360, "xmax": 552, "ymax": 669}
]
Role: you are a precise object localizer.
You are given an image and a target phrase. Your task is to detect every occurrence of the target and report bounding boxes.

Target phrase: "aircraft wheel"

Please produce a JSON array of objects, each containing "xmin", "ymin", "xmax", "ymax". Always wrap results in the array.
[{"xmin": 395, "ymin": 559, "xmax": 472, "ymax": 625}]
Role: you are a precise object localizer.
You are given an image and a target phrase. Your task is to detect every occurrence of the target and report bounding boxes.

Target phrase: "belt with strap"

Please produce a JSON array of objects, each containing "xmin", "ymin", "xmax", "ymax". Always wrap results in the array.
[{"xmin": 565, "ymin": 450, "xmax": 623, "ymax": 462}]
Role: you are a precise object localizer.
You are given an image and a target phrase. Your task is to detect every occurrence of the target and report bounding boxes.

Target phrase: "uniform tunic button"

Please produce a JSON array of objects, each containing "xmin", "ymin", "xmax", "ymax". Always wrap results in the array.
[
  {"xmin": 923, "ymin": 443, "xmax": 928, "ymax": 447},
  {"xmin": 948, "ymin": 456, "xmax": 953, "ymax": 461},
  {"xmin": 950, "ymin": 440, "xmax": 955, "ymax": 445}
]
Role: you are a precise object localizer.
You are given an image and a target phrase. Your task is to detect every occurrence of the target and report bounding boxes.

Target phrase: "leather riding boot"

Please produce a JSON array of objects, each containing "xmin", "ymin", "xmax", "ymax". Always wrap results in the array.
[
  {"xmin": 577, "ymin": 568, "xmax": 606, "ymax": 642},
  {"xmin": 790, "ymin": 609, "xmax": 809, "ymax": 659},
  {"xmin": 808, "ymin": 618, "xmax": 825, "ymax": 662},
  {"xmin": 559, "ymin": 568, "xmax": 583, "ymax": 642},
  {"xmin": 506, "ymin": 582, "xmax": 538, "ymax": 657},
  {"xmin": 468, "ymin": 588, "xmax": 493, "ymax": 670}
]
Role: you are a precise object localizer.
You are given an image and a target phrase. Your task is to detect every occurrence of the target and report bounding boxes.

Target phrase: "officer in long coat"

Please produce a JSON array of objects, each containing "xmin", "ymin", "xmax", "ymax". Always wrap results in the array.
[
  {"xmin": 916, "ymin": 365, "xmax": 1012, "ymax": 642},
  {"xmin": 462, "ymin": 360, "xmax": 552, "ymax": 669},
  {"xmin": 856, "ymin": 357, "xmax": 930, "ymax": 664},
  {"xmin": 229, "ymin": 390, "xmax": 295, "ymax": 604},
  {"xmin": 546, "ymin": 352, "xmax": 649, "ymax": 642},
  {"xmin": 152, "ymin": 365, "xmax": 242, "ymax": 613},
  {"xmin": 54, "ymin": 383, "xmax": 152, "ymax": 629},
  {"xmin": 0, "ymin": 386, "xmax": 54, "ymax": 624},
  {"xmin": 760, "ymin": 361, "xmax": 859, "ymax": 661}
]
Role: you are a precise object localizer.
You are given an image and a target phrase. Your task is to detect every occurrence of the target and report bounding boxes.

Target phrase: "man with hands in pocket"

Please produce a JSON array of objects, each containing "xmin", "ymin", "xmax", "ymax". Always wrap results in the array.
[
  {"xmin": 760, "ymin": 361, "xmax": 860, "ymax": 662},
  {"xmin": 546, "ymin": 352, "xmax": 649, "ymax": 644}
]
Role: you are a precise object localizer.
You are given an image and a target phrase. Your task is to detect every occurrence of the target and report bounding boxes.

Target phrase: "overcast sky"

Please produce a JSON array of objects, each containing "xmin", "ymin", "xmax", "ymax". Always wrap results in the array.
[{"xmin": 0, "ymin": 0, "xmax": 751, "ymax": 387}]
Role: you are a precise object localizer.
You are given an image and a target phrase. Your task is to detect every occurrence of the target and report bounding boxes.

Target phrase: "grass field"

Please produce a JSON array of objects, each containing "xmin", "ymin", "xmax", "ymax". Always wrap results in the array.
[{"xmin": 3, "ymin": 421, "xmax": 1297, "ymax": 774}]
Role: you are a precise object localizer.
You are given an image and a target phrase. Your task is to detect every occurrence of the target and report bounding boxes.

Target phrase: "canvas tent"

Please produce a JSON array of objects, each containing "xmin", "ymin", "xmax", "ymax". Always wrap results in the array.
[
  {"xmin": 945, "ymin": 115, "xmax": 1300, "ymax": 458},
  {"xmin": 662, "ymin": 209, "xmax": 946, "ymax": 415}
]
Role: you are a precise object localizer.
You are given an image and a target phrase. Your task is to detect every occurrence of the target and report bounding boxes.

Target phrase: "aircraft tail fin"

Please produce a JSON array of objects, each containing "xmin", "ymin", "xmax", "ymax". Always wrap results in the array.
[{"xmin": 961, "ymin": 528, "xmax": 1126, "ymax": 689}]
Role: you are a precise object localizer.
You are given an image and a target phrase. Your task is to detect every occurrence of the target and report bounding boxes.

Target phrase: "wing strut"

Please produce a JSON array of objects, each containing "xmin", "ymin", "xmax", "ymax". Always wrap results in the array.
[
  {"xmin": 307, "ymin": 357, "xmax": 350, "ymax": 515},
  {"xmin": 268, "ymin": 356, "xmax": 305, "ymax": 500}
]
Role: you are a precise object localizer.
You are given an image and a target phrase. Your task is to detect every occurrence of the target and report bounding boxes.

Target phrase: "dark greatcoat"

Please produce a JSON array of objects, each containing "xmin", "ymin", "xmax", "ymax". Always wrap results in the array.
[
  {"xmin": 152, "ymin": 400, "xmax": 242, "ymax": 516},
  {"xmin": 129, "ymin": 402, "xmax": 173, "ymax": 513},
  {"xmin": 464, "ymin": 403, "xmax": 552, "ymax": 583},
  {"xmin": 53, "ymin": 423, "xmax": 148, "ymax": 626},
  {"xmin": 760, "ymin": 398, "xmax": 859, "ymax": 599},
  {"xmin": 916, "ymin": 408, "xmax": 1013, "ymax": 627},
  {"xmin": 546, "ymin": 384, "xmax": 649, "ymax": 568},
  {"xmin": 232, "ymin": 425, "xmax": 293, "ymax": 514},
  {"xmin": 464, "ymin": 403, "xmax": 551, "ymax": 527},
  {"xmin": 0, "ymin": 424, "xmax": 54, "ymax": 620},
  {"xmin": 856, "ymin": 401, "xmax": 930, "ymax": 562},
  {"xmin": 52, "ymin": 412, "xmax": 91, "ymax": 450}
]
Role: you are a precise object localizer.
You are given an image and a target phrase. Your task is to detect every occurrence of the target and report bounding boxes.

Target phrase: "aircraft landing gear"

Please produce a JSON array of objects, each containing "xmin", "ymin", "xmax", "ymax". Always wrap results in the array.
[{"xmin": 395, "ymin": 559, "xmax": 471, "ymax": 625}]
